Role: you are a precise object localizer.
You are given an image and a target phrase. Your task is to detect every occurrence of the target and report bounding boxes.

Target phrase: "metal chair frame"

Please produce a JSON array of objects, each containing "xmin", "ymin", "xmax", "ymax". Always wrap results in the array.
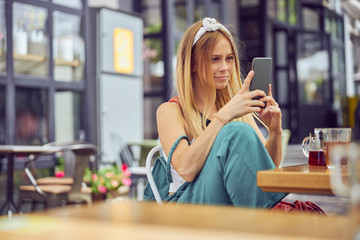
[{"xmin": 145, "ymin": 145, "xmax": 163, "ymax": 204}]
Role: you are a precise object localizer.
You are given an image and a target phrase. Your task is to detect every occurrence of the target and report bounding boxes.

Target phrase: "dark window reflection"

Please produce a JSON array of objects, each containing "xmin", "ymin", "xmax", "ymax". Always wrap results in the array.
[{"xmin": 15, "ymin": 87, "xmax": 48, "ymax": 145}]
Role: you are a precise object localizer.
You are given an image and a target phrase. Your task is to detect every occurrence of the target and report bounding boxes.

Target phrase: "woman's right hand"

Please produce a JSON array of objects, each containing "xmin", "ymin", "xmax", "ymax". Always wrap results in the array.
[{"xmin": 218, "ymin": 70, "xmax": 266, "ymax": 121}]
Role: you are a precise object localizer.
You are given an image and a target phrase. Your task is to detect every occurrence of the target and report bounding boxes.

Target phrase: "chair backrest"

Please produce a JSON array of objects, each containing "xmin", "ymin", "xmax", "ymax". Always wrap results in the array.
[
  {"xmin": 43, "ymin": 141, "xmax": 84, "ymax": 177},
  {"xmin": 110, "ymin": 132, "xmax": 136, "ymax": 168},
  {"xmin": 145, "ymin": 145, "xmax": 163, "ymax": 204},
  {"xmin": 280, "ymin": 129, "xmax": 291, "ymax": 167}
]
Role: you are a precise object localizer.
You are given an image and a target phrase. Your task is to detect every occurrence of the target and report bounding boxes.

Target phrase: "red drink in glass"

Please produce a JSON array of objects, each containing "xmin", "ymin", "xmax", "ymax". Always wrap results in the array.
[{"xmin": 308, "ymin": 150, "xmax": 326, "ymax": 166}]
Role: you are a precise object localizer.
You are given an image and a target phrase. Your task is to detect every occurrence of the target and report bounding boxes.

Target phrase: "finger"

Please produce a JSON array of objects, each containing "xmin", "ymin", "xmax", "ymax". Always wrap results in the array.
[
  {"xmin": 249, "ymin": 99, "xmax": 266, "ymax": 108},
  {"xmin": 249, "ymin": 90, "xmax": 266, "ymax": 99},
  {"xmin": 262, "ymin": 106, "xmax": 281, "ymax": 117},
  {"xmin": 268, "ymin": 84, "xmax": 273, "ymax": 96},
  {"xmin": 241, "ymin": 70, "xmax": 254, "ymax": 91},
  {"xmin": 261, "ymin": 96, "xmax": 278, "ymax": 107},
  {"xmin": 248, "ymin": 106, "xmax": 262, "ymax": 113}
]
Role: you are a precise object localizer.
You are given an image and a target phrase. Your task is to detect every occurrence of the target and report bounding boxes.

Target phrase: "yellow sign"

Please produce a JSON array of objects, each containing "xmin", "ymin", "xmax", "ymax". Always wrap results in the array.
[{"xmin": 113, "ymin": 28, "xmax": 134, "ymax": 74}]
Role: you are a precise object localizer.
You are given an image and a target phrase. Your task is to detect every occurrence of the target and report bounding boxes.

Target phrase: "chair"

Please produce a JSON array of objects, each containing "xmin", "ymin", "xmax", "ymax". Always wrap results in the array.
[
  {"xmin": 33, "ymin": 142, "xmax": 76, "ymax": 186},
  {"xmin": 110, "ymin": 133, "xmax": 137, "ymax": 168},
  {"xmin": 280, "ymin": 129, "xmax": 291, "ymax": 167},
  {"xmin": 145, "ymin": 145, "xmax": 163, "ymax": 204},
  {"xmin": 110, "ymin": 133, "xmax": 148, "ymax": 200},
  {"xmin": 32, "ymin": 141, "xmax": 88, "ymax": 186},
  {"xmin": 17, "ymin": 143, "xmax": 97, "ymax": 212}
]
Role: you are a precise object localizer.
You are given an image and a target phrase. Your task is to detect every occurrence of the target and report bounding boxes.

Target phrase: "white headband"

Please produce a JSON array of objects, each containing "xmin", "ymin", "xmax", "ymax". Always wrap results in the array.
[{"xmin": 192, "ymin": 18, "xmax": 231, "ymax": 46}]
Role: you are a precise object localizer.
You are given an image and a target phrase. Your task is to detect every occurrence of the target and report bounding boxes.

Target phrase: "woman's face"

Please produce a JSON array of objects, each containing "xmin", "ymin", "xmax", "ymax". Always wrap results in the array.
[{"xmin": 209, "ymin": 36, "xmax": 234, "ymax": 89}]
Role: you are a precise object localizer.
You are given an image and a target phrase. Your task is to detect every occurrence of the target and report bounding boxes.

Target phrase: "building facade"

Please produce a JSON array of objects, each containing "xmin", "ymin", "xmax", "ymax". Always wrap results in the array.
[{"xmin": 0, "ymin": 0, "xmax": 359, "ymax": 166}]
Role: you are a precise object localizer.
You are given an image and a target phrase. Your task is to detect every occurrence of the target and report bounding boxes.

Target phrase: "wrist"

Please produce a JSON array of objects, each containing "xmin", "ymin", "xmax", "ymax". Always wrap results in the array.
[
  {"xmin": 213, "ymin": 113, "xmax": 230, "ymax": 125},
  {"xmin": 269, "ymin": 127, "xmax": 282, "ymax": 135}
]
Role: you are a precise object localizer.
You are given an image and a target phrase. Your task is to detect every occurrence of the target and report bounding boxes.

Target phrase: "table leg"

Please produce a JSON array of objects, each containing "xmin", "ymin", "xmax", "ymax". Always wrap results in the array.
[{"xmin": 0, "ymin": 153, "xmax": 18, "ymax": 216}]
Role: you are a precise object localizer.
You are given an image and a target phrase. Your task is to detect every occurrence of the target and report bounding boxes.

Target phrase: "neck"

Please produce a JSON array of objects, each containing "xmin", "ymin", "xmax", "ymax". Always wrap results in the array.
[{"xmin": 194, "ymin": 88, "xmax": 217, "ymax": 117}]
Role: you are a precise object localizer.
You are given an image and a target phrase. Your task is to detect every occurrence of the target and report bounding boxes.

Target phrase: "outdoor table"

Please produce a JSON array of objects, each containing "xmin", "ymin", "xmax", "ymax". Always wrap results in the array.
[
  {"xmin": 0, "ymin": 200, "xmax": 352, "ymax": 239},
  {"xmin": 0, "ymin": 145, "xmax": 62, "ymax": 216},
  {"xmin": 257, "ymin": 164, "xmax": 345, "ymax": 195}
]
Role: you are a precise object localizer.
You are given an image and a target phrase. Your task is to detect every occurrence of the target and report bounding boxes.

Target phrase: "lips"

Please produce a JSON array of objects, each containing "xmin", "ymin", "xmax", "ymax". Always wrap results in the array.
[{"xmin": 215, "ymin": 76, "xmax": 228, "ymax": 80}]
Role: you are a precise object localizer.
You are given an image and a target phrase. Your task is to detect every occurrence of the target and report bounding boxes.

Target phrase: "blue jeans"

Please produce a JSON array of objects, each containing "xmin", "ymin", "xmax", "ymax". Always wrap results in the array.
[{"xmin": 165, "ymin": 121, "xmax": 287, "ymax": 208}]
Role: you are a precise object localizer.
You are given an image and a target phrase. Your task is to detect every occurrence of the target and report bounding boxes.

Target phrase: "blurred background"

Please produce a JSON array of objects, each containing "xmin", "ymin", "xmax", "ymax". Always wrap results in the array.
[{"xmin": 0, "ymin": 0, "xmax": 359, "ymax": 167}]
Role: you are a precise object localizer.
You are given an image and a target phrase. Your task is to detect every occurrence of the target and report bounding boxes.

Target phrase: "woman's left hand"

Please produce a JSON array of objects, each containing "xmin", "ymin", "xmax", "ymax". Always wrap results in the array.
[{"xmin": 258, "ymin": 84, "xmax": 282, "ymax": 133}]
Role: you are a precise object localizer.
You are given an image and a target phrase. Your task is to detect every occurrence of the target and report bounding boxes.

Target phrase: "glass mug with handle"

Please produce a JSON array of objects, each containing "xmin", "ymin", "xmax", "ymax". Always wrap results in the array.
[
  {"xmin": 322, "ymin": 128, "xmax": 352, "ymax": 168},
  {"xmin": 303, "ymin": 128, "xmax": 352, "ymax": 168},
  {"xmin": 302, "ymin": 132, "xmax": 326, "ymax": 166},
  {"xmin": 330, "ymin": 143, "xmax": 360, "ymax": 239}
]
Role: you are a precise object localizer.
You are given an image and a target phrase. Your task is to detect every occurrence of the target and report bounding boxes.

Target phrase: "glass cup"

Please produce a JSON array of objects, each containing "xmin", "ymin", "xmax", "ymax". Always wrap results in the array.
[
  {"xmin": 302, "ymin": 133, "xmax": 326, "ymax": 166},
  {"xmin": 320, "ymin": 128, "xmax": 352, "ymax": 168},
  {"xmin": 330, "ymin": 143, "xmax": 360, "ymax": 239}
]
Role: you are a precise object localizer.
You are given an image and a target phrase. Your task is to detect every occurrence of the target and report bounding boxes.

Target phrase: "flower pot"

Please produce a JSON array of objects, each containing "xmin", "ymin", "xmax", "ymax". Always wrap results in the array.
[
  {"xmin": 106, "ymin": 186, "xmax": 130, "ymax": 199},
  {"xmin": 92, "ymin": 193, "xmax": 106, "ymax": 202}
]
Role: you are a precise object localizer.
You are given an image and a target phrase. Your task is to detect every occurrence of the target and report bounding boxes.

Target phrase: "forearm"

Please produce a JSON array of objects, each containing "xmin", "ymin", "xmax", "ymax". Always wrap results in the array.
[
  {"xmin": 175, "ymin": 118, "xmax": 225, "ymax": 182},
  {"xmin": 265, "ymin": 129, "xmax": 282, "ymax": 167}
]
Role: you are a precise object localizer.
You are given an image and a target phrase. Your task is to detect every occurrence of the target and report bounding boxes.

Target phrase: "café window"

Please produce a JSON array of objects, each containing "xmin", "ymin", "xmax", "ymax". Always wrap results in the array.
[
  {"xmin": 55, "ymin": 91, "xmax": 84, "ymax": 142},
  {"xmin": 302, "ymin": 6, "xmax": 320, "ymax": 31},
  {"xmin": 53, "ymin": 11, "xmax": 84, "ymax": 82},
  {"xmin": 0, "ymin": 0, "xmax": 6, "ymax": 73},
  {"xmin": 194, "ymin": 0, "xmax": 205, "ymax": 22},
  {"xmin": 53, "ymin": 0, "xmax": 82, "ymax": 10},
  {"xmin": 267, "ymin": 0, "xmax": 297, "ymax": 26},
  {"xmin": 175, "ymin": 0, "xmax": 187, "ymax": 33},
  {"xmin": 297, "ymin": 34, "xmax": 330, "ymax": 105},
  {"xmin": 13, "ymin": 3, "xmax": 48, "ymax": 77},
  {"xmin": 142, "ymin": 0, "xmax": 162, "ymax": 34},
  {"xmin": 144, "ymin": 38, "xmax": 163, "ymax": 92},
  {"xmin": 15, "ymin": 87, "xmax": 49, "ymax": 145},
  {"xmin": 0, "ymin": 86, "xmax": 4, "ymax": 144}
]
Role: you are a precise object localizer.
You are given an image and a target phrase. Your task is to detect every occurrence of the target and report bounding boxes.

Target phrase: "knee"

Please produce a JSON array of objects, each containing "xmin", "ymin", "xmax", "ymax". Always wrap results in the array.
[{"xmin": 216, "ymin": 121, "xmax": 258, "ymax": 143}]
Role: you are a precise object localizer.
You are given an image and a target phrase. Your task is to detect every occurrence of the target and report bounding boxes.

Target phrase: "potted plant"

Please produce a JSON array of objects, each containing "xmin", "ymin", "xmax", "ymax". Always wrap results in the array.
[{"xmin": 83, "ymin": 164, "xmax": 132, "ymax": 200}]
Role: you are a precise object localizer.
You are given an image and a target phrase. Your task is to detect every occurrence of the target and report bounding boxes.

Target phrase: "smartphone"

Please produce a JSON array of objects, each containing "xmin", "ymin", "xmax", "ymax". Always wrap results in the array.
[{"xmin": 250, "ymin": 57, "xmax": 272, "ymax": 101}]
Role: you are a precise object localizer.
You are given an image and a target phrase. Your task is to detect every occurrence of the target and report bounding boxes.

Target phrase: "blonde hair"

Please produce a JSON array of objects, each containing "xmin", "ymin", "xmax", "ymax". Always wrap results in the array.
[{"xmin": 176, "ymin": 19, "xmax": 246, "ymax": 138}]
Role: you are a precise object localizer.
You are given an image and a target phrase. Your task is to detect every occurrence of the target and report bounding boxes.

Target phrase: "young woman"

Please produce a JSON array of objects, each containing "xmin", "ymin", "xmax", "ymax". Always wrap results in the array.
[{"xmin": 149, "ymin": 18, "xmax": 287, "ymax": 207}]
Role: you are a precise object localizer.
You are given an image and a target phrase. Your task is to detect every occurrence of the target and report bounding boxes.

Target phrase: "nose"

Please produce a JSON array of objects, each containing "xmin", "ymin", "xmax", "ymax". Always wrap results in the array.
[{"xmin": 219, "ymin": 59, "xmax": 228, "ymax": 71}]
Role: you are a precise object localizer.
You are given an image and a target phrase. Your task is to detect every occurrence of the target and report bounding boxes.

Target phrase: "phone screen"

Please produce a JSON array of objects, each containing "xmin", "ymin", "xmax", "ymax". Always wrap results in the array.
[{"xmin": 250, "ymin": 57, "xmax": 272, "ymax": 97}]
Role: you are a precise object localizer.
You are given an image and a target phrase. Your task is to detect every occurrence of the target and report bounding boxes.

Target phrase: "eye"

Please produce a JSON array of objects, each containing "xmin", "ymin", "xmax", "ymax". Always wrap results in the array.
[
  {"xmin": 226, "ymin": 56, "xmax": 234, "ymax": 62},
  {"xmin": 211, "ymin": 57, "xmax": 219, "ymax": 63}
]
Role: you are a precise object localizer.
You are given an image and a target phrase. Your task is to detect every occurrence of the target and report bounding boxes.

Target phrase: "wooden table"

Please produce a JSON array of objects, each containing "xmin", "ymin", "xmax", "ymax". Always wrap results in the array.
[
  {"xmin": 257, "ymin": 164, "xmax": 343, "ymax": 195},
  {"xmin": 0, "ymin": 200, "xmax": 353, "ymax": 239},
  {"xmin": 0, "ymin": 145, "xmax": 62, "ymax": 215}
]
